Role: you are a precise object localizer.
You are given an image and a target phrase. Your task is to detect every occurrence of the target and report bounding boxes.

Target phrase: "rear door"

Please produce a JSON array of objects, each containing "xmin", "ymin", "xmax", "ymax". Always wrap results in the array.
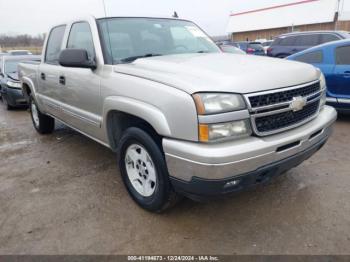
[
  {"xmin": 57, "ymin": 21, "xmax": 102, "ymax": 136},
  {"xmin": 333, "ymin": 45, "xmax": 350, "ymax": 99},
  {"xmin": 37, "ymin": 25, "xmax": 66, "ymax": 116},
  {"xmin": 293, "ymin": 34, "xmax": 320, "ymax": 54}
]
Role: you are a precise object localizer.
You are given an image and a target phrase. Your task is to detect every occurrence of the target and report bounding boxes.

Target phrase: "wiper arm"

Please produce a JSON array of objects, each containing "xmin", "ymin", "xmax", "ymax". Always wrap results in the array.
[{"xmin": 120, "ymin": 53, "xmax": 162, "ymax": 63}]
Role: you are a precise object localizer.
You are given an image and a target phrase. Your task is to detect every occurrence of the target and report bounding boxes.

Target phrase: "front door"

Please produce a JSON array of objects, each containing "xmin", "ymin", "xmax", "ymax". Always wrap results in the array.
[
  {"xmin": 333, "ymin": 45, "xmax": 350, "ymax": 98},
  {"xmin": 58, "ymin": 22, "xmax": 102, "ymax": 137}
]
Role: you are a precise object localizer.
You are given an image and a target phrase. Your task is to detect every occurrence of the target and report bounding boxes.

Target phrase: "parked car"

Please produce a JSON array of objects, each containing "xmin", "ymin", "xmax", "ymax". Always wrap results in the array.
[
  {"xmin": 234, "ymin": 41, "xmax": 265, "ymax": 55},
  {"xmin": 7, "ymin": 50, "xmax": 33, "ymax": 56},
  {"xmin": 0, "ymin": 55, "xmax": 40, "ymax": 109},
  {"xmin": 267, "ymin": 31, "xmax": 350, "ymax": 58},
  {"xmin": 215, "ymin": 40, "xmax": 233, "ymax": 46},
  {"xmin": 262, "ymin": 40, "xmax": 273, "ymax": 54},
  {"xmin": 219, "ymin": 44, "xmax": 246, "ymax": 54},
  {"xmin": 287, "ymin": 39, "xmax": 350, "ymax": 112},
  {"xmin": 19, "ymin": 16, "xmax": 336, "ymax": 212}
]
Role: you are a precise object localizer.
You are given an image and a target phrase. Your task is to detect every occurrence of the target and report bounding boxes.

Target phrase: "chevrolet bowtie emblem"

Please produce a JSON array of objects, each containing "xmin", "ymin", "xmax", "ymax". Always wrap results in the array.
[{"xmin": 290, "ymin": 96, "xmax": 307, "ymax": 112}]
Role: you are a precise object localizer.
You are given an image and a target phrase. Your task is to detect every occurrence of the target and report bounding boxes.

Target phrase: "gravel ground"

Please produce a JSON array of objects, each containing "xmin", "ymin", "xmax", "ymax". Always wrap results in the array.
[{"xmin": 0, "ymin": 104, "xmax": 349, "ymax": 255}]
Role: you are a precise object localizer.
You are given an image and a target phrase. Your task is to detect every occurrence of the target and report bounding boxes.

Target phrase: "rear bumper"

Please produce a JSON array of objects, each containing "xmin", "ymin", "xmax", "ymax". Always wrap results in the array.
[{"xmin": 163, "ymin": 106, "xmax": 337, "ymax": 198}]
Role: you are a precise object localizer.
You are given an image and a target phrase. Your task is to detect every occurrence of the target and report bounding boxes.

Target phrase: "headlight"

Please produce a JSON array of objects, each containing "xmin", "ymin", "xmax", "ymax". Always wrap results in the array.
[
  {"xmin": 319, "ymin": 73, "xmax": 327, "ymax": 108},
  {"xmin": 193, "ymin": 93, "xmax": 246, "ymax": 115},
  {"xmin": 6, "ymin": 81, "xmax": 21, "ymax": 89},
  {"xmin": 199, "ymin": 119, "xmax": 252, "ymax": 142}
]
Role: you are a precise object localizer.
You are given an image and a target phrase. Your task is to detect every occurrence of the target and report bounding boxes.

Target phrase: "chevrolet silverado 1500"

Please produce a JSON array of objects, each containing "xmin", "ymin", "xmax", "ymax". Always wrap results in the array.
[{"xmin": 18, "ymin": 16, "xmax": 337, "ymax": 212}]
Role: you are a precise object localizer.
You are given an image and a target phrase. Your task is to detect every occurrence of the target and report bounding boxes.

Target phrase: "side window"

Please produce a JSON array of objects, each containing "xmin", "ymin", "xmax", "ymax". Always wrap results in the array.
[
  {"xmin": 67, "ymin": 22, "xmax": 95, "ymax": 60},
  {"xmin": 279, "ymin": 36, "xmax": 296, "ymax": 46},
  {"xmin": 295, "ymin": 51, "xmax": 323, "ymax": 64},
  {"xmin": 295, "ymin": 34, "xmax": 319, "ymax": 46},
  {"xmin": 335, "ymin": 46, "xmax": 350, "ymax": 65},
  {"xmin": 45, "ymin": 25, "xmax": 66, "ymax": 64},
  {"xmin": 320, "ymin": 34, "xmax": 341, "ymax": 44}
]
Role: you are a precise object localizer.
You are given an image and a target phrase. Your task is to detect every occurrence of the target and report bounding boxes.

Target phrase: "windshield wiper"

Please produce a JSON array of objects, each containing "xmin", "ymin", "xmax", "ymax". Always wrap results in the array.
[{"xmin": 120, "ymin": 53, "xmax": 162, "ymax": 63}]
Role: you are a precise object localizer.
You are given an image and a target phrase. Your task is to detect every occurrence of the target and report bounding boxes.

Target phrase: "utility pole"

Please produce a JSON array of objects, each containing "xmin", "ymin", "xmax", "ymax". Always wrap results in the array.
[{"xmin": 335, "ymin": 0, "xmax": 341, "ymax": 30}]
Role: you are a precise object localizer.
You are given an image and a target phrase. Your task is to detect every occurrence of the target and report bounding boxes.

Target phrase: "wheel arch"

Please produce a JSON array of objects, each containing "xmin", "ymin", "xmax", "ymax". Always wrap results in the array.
[
  {"xmin": 103, "ymin": 96, "xmax": 171, "ymax": 151},
  {"xmin": 21, "ymin": 76, "xmax": 36, "ymax": 102}
]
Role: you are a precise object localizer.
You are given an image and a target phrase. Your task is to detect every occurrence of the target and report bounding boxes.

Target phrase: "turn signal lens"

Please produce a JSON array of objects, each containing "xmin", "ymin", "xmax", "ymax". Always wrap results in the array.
[
  {"xmin": 199, "ymin": 124, "xmax": 209, "ymax": 142},
  {"xmin": 199, "ymin": 120, "xmax": 252, "ymax": 142}
]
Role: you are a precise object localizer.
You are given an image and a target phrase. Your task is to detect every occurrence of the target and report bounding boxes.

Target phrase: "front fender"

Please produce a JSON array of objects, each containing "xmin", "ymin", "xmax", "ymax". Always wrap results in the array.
[{"xmin": 102, "ymin": 96, "xmax": 172, "ymax": 137}]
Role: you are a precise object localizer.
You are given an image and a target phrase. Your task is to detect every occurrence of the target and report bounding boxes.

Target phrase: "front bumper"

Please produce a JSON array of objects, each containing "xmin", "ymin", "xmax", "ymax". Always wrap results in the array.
[
  {"xmin": 2, "ymin": 87, "xmax": 27, "ymax": 107},
  {"xmin": 163, "ymin": 106, "xmax": 337, "ymax": 197}
]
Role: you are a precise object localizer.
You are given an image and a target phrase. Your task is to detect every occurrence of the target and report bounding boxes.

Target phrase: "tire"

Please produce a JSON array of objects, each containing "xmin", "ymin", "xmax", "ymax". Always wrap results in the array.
[
  {"xmin": 29, "ymin": 96, "xmax": 55, "ymax": 134},
  {"xmin": 277, "ymin": 54, "xmax": 287, "ymax": 59},
  {"xmin": 118, "ymin": 127, "xmax": 180, "ymax": 212}
]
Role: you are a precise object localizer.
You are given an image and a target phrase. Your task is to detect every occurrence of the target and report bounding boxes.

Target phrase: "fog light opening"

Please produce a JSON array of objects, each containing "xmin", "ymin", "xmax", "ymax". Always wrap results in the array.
[{"xmin": 224, "ymin": 179, "xmax": 241, "ymax": 189}]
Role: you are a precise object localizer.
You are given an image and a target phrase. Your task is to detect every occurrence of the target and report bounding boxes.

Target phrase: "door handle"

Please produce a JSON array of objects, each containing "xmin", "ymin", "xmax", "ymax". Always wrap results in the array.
[
  {"xmin": 40, "ymin": 73, "xmax": 46, "ymax": 80},
  {"xmin": 344, "ymin": 71, "xmax": 350, "ymax": 78},
  {"xmin": 59, "ymin": 75, "xmax": 66, "ymax": 85}
]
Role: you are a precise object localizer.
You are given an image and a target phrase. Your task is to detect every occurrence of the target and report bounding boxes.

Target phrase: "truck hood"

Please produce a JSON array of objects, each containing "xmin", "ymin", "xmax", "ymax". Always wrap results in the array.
[{"xmin": 113, "ymin": 53, "xmax": 319, "ymax": 94}]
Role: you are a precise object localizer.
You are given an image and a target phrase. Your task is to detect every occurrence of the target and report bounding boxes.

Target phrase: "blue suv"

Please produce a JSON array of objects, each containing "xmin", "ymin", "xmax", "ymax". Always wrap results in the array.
[{"xmin": 287, "ymin": 39, "xmax": 350, "ymax": 112}]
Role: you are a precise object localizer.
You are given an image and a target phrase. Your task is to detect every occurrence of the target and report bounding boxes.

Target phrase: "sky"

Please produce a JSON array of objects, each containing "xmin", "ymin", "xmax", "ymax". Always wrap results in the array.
[{"xmin": 0, "ymin": 0, "xmax": 296, "ymax": 36}]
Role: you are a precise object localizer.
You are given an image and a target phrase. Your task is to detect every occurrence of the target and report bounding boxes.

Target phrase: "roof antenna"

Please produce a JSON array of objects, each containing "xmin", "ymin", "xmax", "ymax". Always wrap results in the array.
[{"xmin": 173, "ymin": 11, "xmax": 179, "ymax": 18}]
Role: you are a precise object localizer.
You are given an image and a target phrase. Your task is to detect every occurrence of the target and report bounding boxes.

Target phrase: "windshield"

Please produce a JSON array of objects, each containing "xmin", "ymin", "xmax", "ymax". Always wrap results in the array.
[
  {"xmin": 97, "ymin": 18, "xmax": 220, "ymax": 64},
  {"xmin": 4, "ymin": 60, "xmax": 20, "ymax": 74},
  {"xmin": 4, "ymin": 57, "xmax": 39, "ymax": 74}
]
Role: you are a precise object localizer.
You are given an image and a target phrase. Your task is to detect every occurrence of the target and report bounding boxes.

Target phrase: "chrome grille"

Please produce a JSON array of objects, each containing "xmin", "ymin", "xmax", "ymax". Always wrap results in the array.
[
  {"xmin": 255, "ymin": 100, "xmax": 320, "ymax": 133},
  {"xmin": 245, "ymin": 81, "xmax": 322, "ymax": 136},
  {"xmin": 248, "ymin": 82, "xmax": 320, "ymax": 108}
]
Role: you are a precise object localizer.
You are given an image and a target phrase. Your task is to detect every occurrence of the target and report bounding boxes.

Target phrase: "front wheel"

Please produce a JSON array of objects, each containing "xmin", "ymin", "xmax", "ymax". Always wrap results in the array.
[
  {"xmin": 118, "ymin": 127, "xmax": 180, "ymax": 212},
  {"xmin": 2, "ymin": 95, "xmax": 13, "ymax": 110},
  {"xmin": 30, "ymin": 96, "xmax": 55, "ymax": 134}
]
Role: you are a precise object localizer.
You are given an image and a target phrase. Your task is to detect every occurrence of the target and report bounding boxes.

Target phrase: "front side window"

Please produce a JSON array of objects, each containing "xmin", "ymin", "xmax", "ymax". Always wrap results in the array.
[
  {"xmin": 45, "ymin": 25, "xmax": 66, "ymax": 64},
  {"xmin": 98, "ymin": 18, "xmax": 220, "ymax": 64},
  {"xmin": 67, "ymin": 22, "xmax": 95, "ymax": 60},
  {"xmin": 295, "ymin": 50, "xmax": 323, "ymax": 64},
  {"xmin": 336, "ymin": 45, "xmax": 350, "ymax": 65}
]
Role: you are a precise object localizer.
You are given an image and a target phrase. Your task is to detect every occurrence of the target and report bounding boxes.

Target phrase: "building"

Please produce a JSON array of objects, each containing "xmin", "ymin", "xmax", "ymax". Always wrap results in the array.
[{"xmin": 226, "ymin": 0, "xmax": 350, "ymax": 41}]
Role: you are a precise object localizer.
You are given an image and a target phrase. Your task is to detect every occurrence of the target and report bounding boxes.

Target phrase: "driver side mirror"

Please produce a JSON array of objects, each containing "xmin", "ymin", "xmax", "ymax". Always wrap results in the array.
[{"xmin": 59, "ymin": 48, "xmax": 96, "ymax": 70}]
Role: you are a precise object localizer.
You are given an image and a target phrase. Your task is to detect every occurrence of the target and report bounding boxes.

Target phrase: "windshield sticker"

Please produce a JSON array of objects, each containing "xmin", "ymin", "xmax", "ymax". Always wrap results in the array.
[{"xmin": 185, "ymin": 26, "xmax": 208, "ymax": 38}]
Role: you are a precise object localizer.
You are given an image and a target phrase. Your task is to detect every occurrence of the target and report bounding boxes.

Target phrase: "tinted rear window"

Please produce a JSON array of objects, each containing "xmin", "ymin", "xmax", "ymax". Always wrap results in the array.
[
  {"xmin": 320, "ymin": 34, "xmax": 341, "ymax": 44},
  {"xmin": 336, "ymin": 45, "xmax": 350, "ymax": 65},
  {"xmin": 249, "ymin": 43, "xmax": 264, "ymax": 50},
  {"xmin": 294, "ymin": 50, "xmax": 323, "ymax": 64},
  {"xmin": 295, "ymin": 34, "xmax": 320, "ymax": 46}
]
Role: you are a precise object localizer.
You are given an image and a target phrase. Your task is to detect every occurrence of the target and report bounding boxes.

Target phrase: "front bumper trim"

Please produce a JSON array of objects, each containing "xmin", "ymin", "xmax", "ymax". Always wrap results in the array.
[{"xmin": 170, "ymin": 136, "xmax": 328, "ymax": 200}]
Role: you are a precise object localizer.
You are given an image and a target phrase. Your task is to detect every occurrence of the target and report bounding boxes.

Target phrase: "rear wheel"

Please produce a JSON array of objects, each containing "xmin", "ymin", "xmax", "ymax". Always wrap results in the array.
[
  {"xmin": 118, "ymin": 127, "xmax": 180, "ymax": 212},
  {"xmin": 30, "ymin": 96, "xmax": 55, "ymax": 134},
  {"xmin": 277, "ymin": 54, "xmax": 288, "ymax": 59}
]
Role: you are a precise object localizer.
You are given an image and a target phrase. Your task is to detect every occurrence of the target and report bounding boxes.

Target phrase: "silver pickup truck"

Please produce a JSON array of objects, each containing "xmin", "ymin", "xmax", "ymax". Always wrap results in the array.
[{"xmin": 19, "ymin": 16, "xmax": 337, "ymax": 212}]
